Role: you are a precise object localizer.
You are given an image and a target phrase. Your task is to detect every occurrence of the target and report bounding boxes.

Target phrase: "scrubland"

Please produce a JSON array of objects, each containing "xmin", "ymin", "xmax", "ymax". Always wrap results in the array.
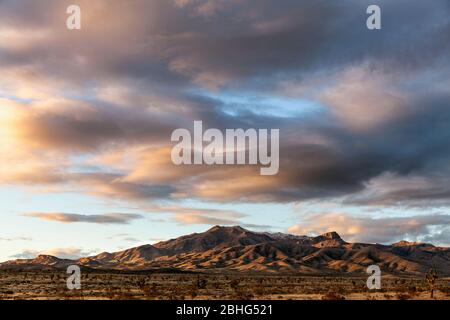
[{"xmin": 0, "ymin": 271, "xmax": 448, "ymax": 300}]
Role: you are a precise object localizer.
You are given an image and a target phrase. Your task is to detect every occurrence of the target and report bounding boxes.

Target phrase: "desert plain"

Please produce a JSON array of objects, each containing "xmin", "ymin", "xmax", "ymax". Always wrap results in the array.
[{"xmin": 0, "ymin": 270, "xmax": 448, "ymax": 300}]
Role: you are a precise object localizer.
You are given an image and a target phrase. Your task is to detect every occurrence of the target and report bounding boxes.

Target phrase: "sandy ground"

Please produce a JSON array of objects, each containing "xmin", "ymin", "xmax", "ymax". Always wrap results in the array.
[{"xmin": 0, "ymin": 271, "xmax": 448, "ymax": 300}]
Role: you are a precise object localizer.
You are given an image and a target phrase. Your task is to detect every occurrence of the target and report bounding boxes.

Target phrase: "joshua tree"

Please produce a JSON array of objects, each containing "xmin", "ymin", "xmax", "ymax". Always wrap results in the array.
[{"xmin": 425, "ymin": 268, "xmax": 438, "ymax": 298}]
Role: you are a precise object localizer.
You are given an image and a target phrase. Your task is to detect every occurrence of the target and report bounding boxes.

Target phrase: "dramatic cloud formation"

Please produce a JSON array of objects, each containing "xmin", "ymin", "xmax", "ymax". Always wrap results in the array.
[
  {"xmin": 0, "ymin": 0, "xmax": 449, "ymax": 245},
  {"xmin": 24, "ymin": 213, "xmax": 143, "ymax": 224},
  {"xmin": 0, "ymin": 0, "xmax": 448, "ymax": 204}
]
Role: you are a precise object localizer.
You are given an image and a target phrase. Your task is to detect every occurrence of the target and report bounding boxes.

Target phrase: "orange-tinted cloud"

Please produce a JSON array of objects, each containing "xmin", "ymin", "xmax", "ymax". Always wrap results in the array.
[{"xmin": 288, "ymin": 213, "xmax": 450, "ymax": 245}]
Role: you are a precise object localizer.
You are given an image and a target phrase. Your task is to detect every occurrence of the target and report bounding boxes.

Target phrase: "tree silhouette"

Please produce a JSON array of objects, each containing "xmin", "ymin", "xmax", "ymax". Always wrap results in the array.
[{"xmin": 425, "ymin": 268, "xmax": 438, "ymax": 299}]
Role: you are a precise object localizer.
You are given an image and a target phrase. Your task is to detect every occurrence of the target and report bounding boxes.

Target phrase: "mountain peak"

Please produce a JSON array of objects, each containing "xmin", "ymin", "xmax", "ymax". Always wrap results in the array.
[
  {"xmin": 207, "ymin": 225, "xmax": 247, "ymax": 233},
  {"xmin": 153, "ymin": 225, "xmax": 271, "ymax": 253},
  {"xmin": 320, "ymin": 231, "xmax": 342, "ymax": 240},
  {"xmin": 36, "ymin": 254, "xmax": 55, "ymax": 258},
  {"xmin": 34, "ymin": 254, "xmax": 61, "ymax": 262},
  {"xmin": 30, "ymin": 254, "xmax": 72, "ymax": 267},
  {"xmin": 311, "ymin": 231, "xmax": 346, "ymax": 247},
  {"xmin": 392, "ymin": 240, "xmax": 434, "ymax": 247}
]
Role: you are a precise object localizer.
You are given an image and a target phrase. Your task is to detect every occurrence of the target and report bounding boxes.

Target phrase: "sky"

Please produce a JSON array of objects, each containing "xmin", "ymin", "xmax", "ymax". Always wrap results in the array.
[{"xmin": 0, "ymin": 0, "xmax": 450, "ymax": 261}]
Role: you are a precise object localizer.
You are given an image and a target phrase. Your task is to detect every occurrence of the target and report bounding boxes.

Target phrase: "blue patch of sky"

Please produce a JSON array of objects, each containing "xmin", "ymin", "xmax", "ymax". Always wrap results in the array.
[{"xmin": 190, "ymin": 89, "xmax": 324, "ymax": 119}]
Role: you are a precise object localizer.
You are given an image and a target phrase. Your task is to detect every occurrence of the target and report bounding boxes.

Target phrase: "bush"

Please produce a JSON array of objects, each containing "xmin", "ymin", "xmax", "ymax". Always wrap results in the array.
[{"xmin": 322, "ymin": 291, "xmax": 345, "ymax": 300}]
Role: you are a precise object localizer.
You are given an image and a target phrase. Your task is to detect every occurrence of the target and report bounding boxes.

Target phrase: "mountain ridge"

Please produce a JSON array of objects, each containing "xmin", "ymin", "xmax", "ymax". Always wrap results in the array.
[{"xmin": 1, "ymin": 225, "xmax": 449, "ymax": 275}]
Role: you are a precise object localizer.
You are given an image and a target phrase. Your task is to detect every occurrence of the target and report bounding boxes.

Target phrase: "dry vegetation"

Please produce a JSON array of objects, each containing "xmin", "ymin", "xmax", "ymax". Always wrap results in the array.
[{"xmin": 0, "ymin": 270, "xmax": 449, "ymax": 300}]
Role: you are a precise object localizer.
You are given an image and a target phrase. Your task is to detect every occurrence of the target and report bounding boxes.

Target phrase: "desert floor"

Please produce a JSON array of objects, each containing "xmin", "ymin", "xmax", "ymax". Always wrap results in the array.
[{"xmin": 0, "ymin": 271, "xmax": 448, "ymax": 300}]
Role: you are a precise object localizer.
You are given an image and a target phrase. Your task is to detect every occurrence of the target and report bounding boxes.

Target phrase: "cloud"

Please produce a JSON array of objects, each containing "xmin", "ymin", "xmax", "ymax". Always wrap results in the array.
[
  {"xmin": 136, "ymin": 203, "xmax": 272, "ymax": 229},
  {"xmin": 319, "ymin": 65, "xmax": 410, "ymax": 130},
  {"xmin": 0, "ymin": 0, "xmax": 449, "ymax": 211},
  {"xmin": 73, "ymin": 172, "xmax": 177, "ymax": 200},
  {"xmin": 107, "ymin": 234, "xmax": 141, "ymax": 243},
  {"xmin": 288, "ymin": 213, "xmax": 450, "ymax": 246},
  {"xmin": 173, "ymin": 213, "xmax": 240, "ymax": 226},
  {"xmin": 10, "ymin": 247, "xmax": 99, "ymax": 260},
  {"xmin": 345, "ymin": 172, "xmax": 450, "ymax": 208},
  {"xmin": 23, "ymin": 212, "xmax": 143, "ymax": 224},
  {"xmin": 142, "ymin": 203, "xmax": 266, "ymax": 228},
  {"xmin": 0, "ymin": 236, "xmax": 32, "ymax": 242},
  {"xmin": 173, "ymin": 213, "xmax": 272, "ymax": 230},
  {"xmin": 107, "ymin": 233, "xmax": 164, "ymax": 243}
]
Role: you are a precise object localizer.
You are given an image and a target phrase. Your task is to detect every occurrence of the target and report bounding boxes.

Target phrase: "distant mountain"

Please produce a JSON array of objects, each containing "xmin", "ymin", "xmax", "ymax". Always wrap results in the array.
[
  {"xmin": 0, "ymin": 254, "xmax": 74, "ymax": 270},
  {"xmin": 1, "ymin": 226, "xmax": 449, "ymax": 275}
]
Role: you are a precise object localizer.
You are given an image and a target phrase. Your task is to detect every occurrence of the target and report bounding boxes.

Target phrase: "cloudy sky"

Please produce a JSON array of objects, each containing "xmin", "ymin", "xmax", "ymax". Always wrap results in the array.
[{"xmin": 1, "ymin": 0, "xmax": 449, "ymax": 261}]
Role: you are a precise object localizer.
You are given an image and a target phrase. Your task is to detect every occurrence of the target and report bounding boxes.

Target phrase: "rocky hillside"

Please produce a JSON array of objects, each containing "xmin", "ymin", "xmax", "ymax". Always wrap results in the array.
[{"xmin": 1, "ymin": 226, "xmax": 449, "ymax": 275}]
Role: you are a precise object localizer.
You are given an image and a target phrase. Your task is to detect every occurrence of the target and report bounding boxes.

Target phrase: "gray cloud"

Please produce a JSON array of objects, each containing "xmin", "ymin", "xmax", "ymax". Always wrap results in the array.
[
  {"xmin": 0, "ymin": 0, "xmax": 449, "ymax": 209},
  {"xmin": 0, "ymin": 236, "xmax": 32, "ymax": 242},
  {"xmin": 24, "ymin": 212, "xmax": 143, "ymax": 224},
  {"xmin": 1, "ymin": 0, "xmax": 447, "ymax": 88}
]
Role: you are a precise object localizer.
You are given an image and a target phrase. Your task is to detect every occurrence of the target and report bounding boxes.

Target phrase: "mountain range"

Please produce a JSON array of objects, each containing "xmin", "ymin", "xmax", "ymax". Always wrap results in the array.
[{"xmin": 1, "ymin": 226, "xmax": 449, "ymax": 275}]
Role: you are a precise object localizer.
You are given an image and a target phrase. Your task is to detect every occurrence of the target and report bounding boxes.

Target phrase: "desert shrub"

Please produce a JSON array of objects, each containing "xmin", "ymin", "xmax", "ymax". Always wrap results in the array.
[
  {"xmin": 407, "ymin": 286, "xmax": 417, "ymax": 297},
  {"xmin": 439, "ymin": 284, "xmax": 450, "ymax": 295},
  {"xmin": 229, "ymin": 279, "xmax": 240, "ymax": 290},
  {"xmin": 114, "ymin": 291, "xmax": 136, "ymax": 300},
  {"xmin": 321, "ymin": 291, "xmax": 345, "ymax": 300},
  {"xmin": 234, "ymin": 288, "xmax": 254, "ymax": 300},
  {"xmin": 253, "ymin": 286, "xmax": 265, "ymax": 296},
  {"xmin": 196, "ymin": 277, "xmax": 208, "ymax": 289},
  {"xmin": 141, "ymin": 283, "xmax": 158, "ymax": 299},
  {"xmin": 395, "ymin": 293, "xmax": 412, "ymax": 300},
  {"xmin": 189, "ymin": 287, "xmax": 198, "ymax": 299}
]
